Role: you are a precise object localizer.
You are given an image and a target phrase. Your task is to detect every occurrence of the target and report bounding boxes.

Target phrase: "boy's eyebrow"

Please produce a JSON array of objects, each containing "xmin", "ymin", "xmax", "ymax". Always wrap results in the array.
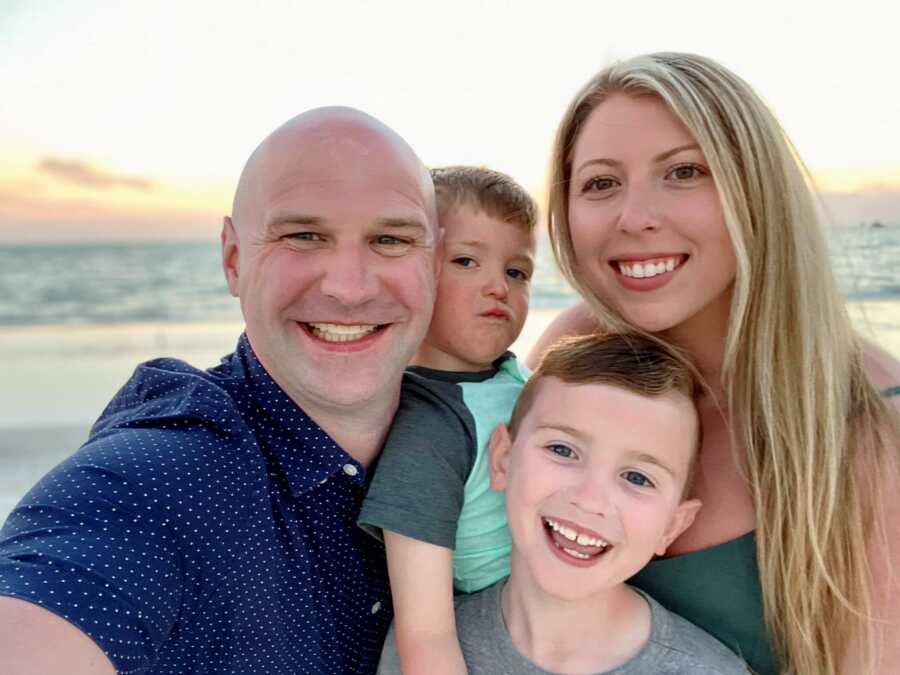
[
  {"xmin": 573, "ymin": 143, "xmax": 702, "ymax": 174},
  {"xmin": 534, "ymin": 423, "xmax": 591, "ymax": 442},
  {"xmin": 625, "ymin": 451, "xmax": 677, "ymax": 479}
]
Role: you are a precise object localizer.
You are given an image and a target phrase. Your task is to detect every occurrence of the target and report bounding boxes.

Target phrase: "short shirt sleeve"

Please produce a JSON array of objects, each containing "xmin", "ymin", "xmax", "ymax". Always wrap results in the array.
[
  {"xmin": 0, "ymin": 429, "xmax": 185, "ymax": 673},
  {"xmin": 359, "ymin": 374, "xmax": 476, "ymax": 549}
]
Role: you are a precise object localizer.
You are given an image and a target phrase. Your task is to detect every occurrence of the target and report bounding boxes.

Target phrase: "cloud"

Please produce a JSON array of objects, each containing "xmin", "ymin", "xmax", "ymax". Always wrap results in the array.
[{"xmin": 38, "ymin": 157, "xmax": 154, "ymax": 191}]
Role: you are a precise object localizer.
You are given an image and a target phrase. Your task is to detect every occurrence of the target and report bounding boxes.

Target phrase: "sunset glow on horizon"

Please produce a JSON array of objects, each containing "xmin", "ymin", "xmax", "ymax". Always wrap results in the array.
[{"xmin": 2, "ymin": 1, "xmax": 899, "ymax": 243}]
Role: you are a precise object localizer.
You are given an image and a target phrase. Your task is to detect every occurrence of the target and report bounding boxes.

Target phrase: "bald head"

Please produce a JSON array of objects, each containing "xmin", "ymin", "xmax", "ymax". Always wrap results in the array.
[{"xmin": 230, "ymin": 107, "xmax": 436, "ymax": 237}]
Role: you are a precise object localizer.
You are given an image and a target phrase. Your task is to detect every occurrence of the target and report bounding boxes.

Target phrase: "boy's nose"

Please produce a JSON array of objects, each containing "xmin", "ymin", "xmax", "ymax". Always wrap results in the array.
[
  {"xmin": 483, "ymin": 270, "xmax": 509, "ymax": 300},
  {"xmin": 565, "ymin": 476, "xmax": 613, "ymax": 516}
]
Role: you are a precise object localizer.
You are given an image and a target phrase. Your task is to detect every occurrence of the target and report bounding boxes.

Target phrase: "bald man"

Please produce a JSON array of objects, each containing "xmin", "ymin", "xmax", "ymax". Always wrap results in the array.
[{"xmin": 0, "ymin": 108, "xmax": 441, "ymax": 674}]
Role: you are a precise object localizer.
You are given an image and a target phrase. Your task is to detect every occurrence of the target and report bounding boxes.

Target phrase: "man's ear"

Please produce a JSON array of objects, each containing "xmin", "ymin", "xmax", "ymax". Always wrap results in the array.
[
  {"xmin": 655, "ymin": 499, "xmax": 702, "ymax": 556},
  {"xmin": 488, "ymin": 423, "xmax": 513, "ymax": 492},
  {"xmin": 221, "ymin": 216, "xmax": 240, "ymax": 298}
]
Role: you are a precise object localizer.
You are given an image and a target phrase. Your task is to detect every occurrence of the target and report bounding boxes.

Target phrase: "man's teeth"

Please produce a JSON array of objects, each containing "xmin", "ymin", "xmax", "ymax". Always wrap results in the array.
[
  {"xmin": 617, "ymin": 257, "xmax": 680, "ymax": 279},
  {"xmin": 308, "ymin": 323, "xmax": 380, "ymax": 342},
  {"xmin": 544, "ymin": 518, "xmax": 608, "ymax": 548}
]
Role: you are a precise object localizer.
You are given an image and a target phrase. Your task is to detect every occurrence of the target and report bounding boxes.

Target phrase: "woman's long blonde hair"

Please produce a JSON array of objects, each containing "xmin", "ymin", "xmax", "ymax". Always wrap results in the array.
[{"xmin": 547, "ymin": 52, "xmax": 897, "ymax": 674}]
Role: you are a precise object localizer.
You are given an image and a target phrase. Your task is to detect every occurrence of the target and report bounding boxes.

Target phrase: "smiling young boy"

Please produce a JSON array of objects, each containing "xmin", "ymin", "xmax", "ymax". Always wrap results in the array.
[
  {"xmin": 377, "ymin": 333, "xmax": 749, "ymax": 673},
  {"xmin": 359, "ymin": 166, "xmax": 537, "ymax": 672}
]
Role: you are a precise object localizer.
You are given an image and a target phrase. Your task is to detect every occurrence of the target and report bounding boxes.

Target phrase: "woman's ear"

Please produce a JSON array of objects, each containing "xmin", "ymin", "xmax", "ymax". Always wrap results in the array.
[{"xmin": 489, "ymin": 423, "xmax": 513, "ymax": 492}]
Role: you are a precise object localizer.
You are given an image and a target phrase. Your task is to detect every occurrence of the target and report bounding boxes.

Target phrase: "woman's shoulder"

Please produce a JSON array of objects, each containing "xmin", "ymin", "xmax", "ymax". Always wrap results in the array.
[{"xmin": 525, "ymin": 301, "xmax": 600, "ymax": 369}]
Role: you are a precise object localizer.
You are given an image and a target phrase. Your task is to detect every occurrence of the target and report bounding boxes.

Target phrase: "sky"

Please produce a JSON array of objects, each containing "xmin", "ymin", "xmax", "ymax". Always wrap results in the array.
[{"xmin": 2, "ymin": 0, "xmax": 899, "ymax": 243}]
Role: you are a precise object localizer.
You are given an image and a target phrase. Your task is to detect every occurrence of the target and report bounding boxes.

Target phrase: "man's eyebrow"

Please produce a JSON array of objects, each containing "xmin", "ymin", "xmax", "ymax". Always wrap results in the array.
[
  {"xmin": 573, "ymin": 144, "xmax": 702, "ymax": 175},
  {"xmin": 626, "ymin": 451, "xmax": 677, "ymax": 478},
  {"xmin": 375, "ymin": 216, "xmax": 428, "ymax": 231},
  {"xmin": 264, "ymin": 213, "xmax": 323, "ymax": 231}
]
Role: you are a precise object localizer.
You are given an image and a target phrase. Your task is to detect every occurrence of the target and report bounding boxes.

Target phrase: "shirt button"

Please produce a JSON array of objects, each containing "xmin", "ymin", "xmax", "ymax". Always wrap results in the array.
[
  {"xmin": 371, "ymin": 601, "xmax": 382, "ymax": 614},
  {"xmin": 342, "ymin": 464, "xmax": 359, "ymax": 477}
]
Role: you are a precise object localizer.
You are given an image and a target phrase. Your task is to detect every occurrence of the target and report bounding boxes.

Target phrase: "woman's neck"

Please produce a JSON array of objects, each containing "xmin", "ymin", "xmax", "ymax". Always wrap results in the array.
[
  {"xmin": 501, "ymin": 570, "xmax": 651, "ymax": 673},
  {"xmin": 661, "ymin": 288, "xmax": 733, "ymax": 396}
]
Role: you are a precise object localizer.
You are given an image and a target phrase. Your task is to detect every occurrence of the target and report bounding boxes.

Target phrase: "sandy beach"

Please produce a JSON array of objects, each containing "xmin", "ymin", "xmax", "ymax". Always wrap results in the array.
[{"xmin": 2, "ymin": 301, "xmax": 899, "ymax": 525}]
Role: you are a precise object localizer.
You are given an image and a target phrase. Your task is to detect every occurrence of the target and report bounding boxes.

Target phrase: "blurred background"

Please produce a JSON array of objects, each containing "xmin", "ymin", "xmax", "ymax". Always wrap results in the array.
[{"xmin": 1, "ymin": 0, "xmax": 898, "ymax": 521}]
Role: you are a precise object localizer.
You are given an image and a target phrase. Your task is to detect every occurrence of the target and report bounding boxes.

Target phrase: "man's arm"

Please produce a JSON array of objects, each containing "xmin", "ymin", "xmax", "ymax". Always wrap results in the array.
[{"xmin": 0, "ymin": 597, "xmax": 115, "ymax": 674}]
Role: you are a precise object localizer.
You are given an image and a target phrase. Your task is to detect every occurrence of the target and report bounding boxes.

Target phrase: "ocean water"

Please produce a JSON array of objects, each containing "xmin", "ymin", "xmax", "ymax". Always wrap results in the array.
[{"xmin": 1, "ymin": 224, "xmax": 898, "ymax": 328}]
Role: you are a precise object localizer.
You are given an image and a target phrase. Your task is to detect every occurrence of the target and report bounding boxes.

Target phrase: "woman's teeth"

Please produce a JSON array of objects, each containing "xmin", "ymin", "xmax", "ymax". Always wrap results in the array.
[
  {"xmin": 617, "ymin": 257, "xmax": 681, "ymax": 278},
  {"xmin": 307, "ymin": 323, "xmax": 380, "ymax": 342}
]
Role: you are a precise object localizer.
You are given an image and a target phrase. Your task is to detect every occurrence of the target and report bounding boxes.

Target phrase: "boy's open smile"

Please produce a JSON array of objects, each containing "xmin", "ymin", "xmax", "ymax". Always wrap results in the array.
[{"xmin": 542, "ymin": 516, "xmax": 612, "ymax": 566}]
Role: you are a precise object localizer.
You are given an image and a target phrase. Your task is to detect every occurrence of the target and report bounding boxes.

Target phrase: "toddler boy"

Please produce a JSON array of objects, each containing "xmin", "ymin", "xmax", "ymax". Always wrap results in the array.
[{"xmin": 360, "ymin": 166, "xmax": 537, "ymax": 672}]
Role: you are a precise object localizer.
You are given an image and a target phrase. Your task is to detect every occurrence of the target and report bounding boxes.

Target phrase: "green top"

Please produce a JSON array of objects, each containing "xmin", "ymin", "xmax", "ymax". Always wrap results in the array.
[
  {"xmin": 629, "ymin": 532, "xmax": 774, "ymax": 674},
  {"xmin": 631, "ymin": 385, "xmax": 900, "ymax": 675}
]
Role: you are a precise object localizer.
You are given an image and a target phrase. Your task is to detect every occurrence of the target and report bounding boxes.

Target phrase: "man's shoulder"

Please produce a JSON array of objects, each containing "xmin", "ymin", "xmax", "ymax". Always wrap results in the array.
[{"xmin": 92, "ymin": 353, "xmax": 244, "ymax": 437}]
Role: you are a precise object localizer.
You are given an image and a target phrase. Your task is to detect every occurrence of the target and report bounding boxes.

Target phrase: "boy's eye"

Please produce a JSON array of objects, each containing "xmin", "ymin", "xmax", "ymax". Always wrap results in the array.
[
  {"xmin": 622, "ymin": 471, "xmax": 654, "ymax": 488},
  {"xmin": 451, "ymin": 256, "xmax": 477, "ymax": 268},
  {"xmin": 506, "ymin": 267, "xmax": 530, "ymax": 281},
  {"xmin": 546, "ymin": 444, "xmax": 576, "ymax": 459}
]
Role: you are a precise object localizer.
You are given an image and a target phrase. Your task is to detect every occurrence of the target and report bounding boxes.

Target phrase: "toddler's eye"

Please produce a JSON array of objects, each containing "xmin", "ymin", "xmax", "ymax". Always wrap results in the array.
[
  {"xmin": 506, "ymin": 267, "xmax": 530, "ymax": 281},
  {"xmin": 546, "ymin": 444, "xmax": 575, "ymax": 459},
  {"xmin": 622, "ymin": 471, "xmax": 654, "ymax": 488},
  {"xmin": 451, "ymin": 256, "xmax": 477, "ymax": 268}
]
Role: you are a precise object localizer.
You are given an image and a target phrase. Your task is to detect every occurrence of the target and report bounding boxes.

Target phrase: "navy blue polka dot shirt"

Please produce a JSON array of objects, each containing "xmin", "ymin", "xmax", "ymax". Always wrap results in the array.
[{"xmin": 0, "ymin": 334, "xmax": 393, "ymax": 673}]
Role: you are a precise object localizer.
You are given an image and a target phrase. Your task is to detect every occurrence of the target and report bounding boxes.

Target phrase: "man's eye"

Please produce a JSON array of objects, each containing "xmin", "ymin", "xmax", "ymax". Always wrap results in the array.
[
  {"xmin": 286, "ymin": 232, "xmax": 323, "ymax": 241},
  {"xmin": 546, "ymin": 444, "xmax": 575, "ymax": 459},
  {"xmin": 373, "ymin": 235, "xmax": 412, "ymax": 256},
  {"xmin": 622, "ymin": 471, "xmax": 654, "ymax": 488},
  {"xmin": 507, "ymin": 267, "xmax": 530, "ymax": 281},
  {"xmin": 451, "ymin": 256, "xmax": 477, "ymax": 268}
]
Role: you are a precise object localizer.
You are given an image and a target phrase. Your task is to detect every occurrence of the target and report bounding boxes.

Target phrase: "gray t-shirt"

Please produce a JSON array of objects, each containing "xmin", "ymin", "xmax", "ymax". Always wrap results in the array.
[{"xmin": 378, "ymin": 581, "xmax": 750, "ymax": 674}]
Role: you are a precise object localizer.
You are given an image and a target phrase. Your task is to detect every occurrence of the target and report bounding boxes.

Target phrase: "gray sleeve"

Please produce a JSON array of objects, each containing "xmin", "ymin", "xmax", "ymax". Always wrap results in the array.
[{"xmin": 359, "ymin": 374, "xmax": 476, "ymax": 550}]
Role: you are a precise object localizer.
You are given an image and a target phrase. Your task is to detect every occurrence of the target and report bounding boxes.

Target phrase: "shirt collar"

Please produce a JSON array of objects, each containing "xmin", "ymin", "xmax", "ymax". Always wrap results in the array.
[{"xmin": 233, "ymin": 334, "xmax": 367, "ymax": 496}]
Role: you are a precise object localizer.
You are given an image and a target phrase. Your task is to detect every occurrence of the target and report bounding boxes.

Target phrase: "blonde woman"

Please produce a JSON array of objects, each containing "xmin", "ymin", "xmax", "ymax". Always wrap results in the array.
[{"xmin": 530, "ymin": 52, "xmax": 900, "ymax": 675}]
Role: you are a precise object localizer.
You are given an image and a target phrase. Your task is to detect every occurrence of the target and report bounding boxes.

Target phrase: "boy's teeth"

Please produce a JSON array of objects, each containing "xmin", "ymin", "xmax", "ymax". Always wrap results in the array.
[
  {"xmin": 617, "ymin": 257, "xmax": 681, "ymax": 279},
  {"xmin": 563, "ymin": 548, "xmax": 591, "ymax": 560},
  {"xmin": 544, "ymin": 518, "xmax": 608, "ymax": 548},
  {"xmin": 308, "ymin": 323, "xmax": 379, "ymax": 342}
]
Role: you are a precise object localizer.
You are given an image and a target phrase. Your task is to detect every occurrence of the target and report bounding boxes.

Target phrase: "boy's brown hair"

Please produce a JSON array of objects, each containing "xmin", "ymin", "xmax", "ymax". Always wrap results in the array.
[
  {"xmin": 430, "ymin": 166, "xmax": 537, "ymax": 232},
  {"xmin": 509, "ymin": 332, "xmax": 703, "ymax": 495}
]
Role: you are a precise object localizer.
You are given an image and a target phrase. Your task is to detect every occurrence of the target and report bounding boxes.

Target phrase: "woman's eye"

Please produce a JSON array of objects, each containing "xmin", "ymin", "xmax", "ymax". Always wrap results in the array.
[
  {"xmin": 581, "ymin": 176, "xmax": 618, "ymax": 193},
  {"xmin": 506, "ymin": 267, "xmax": 530, "ymax": 281},
  {"xmin": 622, "ymin": 471, "xmax": 654, "ymax": 488},
  {"xmin": 666, "ymin": 164, "xmax": 706, "ymax": 181},
  {"xmin": 546, "ymin": 444, "xmax": 575, "ymax": 459},
  {"xmin": 451, "ymin": 256, "xmax": 477, "ymax": 268}
]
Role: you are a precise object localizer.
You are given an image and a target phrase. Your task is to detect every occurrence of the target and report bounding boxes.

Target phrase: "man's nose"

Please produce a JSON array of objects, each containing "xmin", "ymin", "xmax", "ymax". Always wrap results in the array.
[{"xmin": 319, "ymin": 243, "xmax": 379, "ymax": 305}]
